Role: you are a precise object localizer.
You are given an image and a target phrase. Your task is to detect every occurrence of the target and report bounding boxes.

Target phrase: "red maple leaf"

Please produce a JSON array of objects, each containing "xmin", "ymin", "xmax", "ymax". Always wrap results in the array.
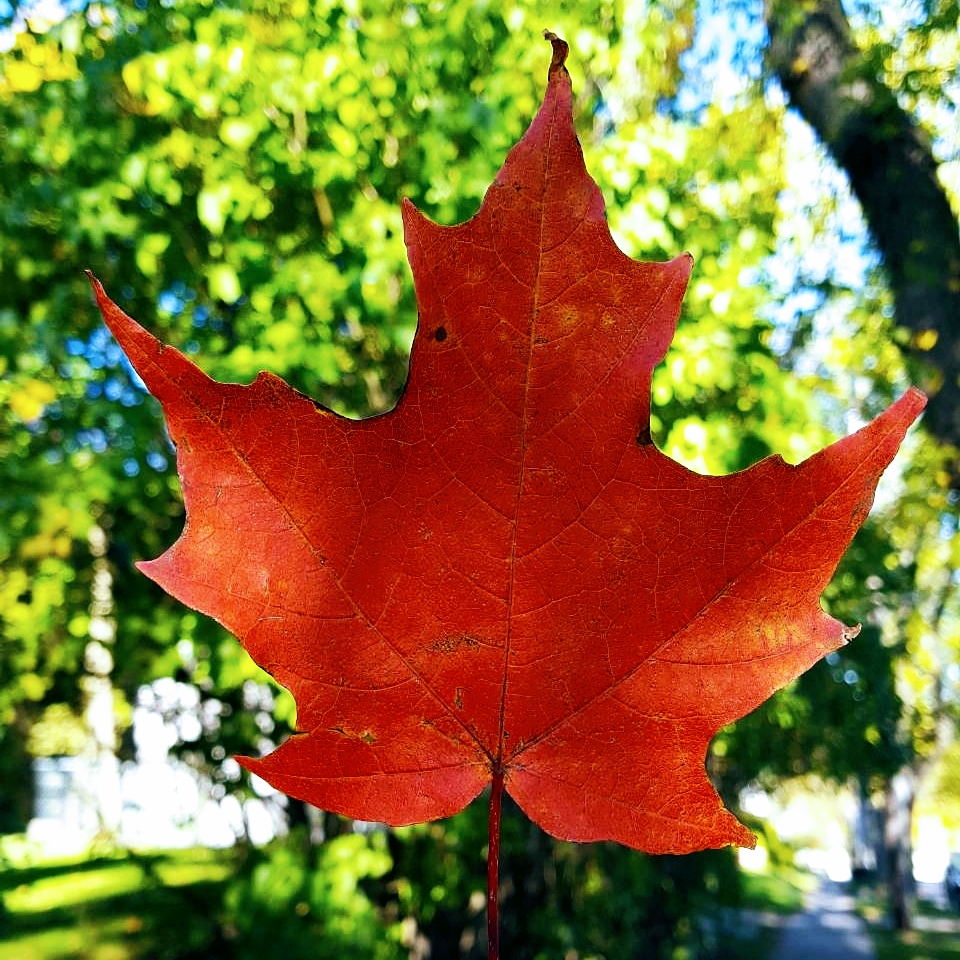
[{"xmin": 90, "ymin": 33, "xmax": 923, "ymax": 944}]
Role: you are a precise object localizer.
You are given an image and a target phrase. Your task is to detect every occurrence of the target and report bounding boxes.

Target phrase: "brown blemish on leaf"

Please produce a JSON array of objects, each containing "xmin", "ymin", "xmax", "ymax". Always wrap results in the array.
[
  {"xmin": 557, "ymin": 305, "xmax": 579, "ymax": 332},
  {"xmin": 330, "ymin": 725, "xmax": 377, "ymax": 745},
  {"xmin": 430, "ymin": 633, "xmax": 481, "ymax": 654}
]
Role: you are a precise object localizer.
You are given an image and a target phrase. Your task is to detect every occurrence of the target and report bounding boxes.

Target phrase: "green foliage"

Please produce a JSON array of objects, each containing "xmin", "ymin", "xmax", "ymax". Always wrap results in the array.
[
  {"xmin": 221, "ymin": 829, "xmax": 402, "ymax": 960},
  {"xmin": 382, "ymin": 797, "xmax": 747, "ymax": 958}
]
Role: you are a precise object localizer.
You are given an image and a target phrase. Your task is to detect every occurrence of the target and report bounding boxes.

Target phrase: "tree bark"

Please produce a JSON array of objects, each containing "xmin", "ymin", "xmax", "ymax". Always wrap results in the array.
[
  {"xmin": 883, "ymin": 767, "xmax": 916, "ymax": 931},
  {"xmin": 764, "ymin": 0, "xmax": 960, "ymax": 454}
]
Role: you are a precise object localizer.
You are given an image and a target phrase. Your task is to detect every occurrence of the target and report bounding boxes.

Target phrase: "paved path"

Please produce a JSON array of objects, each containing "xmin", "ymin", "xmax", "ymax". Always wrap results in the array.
[{"xmin": 774, "ymin": 881, "xmax": 875, "ymax": 959}]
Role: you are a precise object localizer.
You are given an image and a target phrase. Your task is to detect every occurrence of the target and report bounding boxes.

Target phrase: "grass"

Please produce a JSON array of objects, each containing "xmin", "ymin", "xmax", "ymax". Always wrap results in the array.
[
  {"xmin": 855, "ymin": 882, "xmax": 960, "ymax": 960},
  {"xmin": 871, "ymin": 927, "xmax": 960, "ymax": 960},
  {"xmin": 0, "ymin": 847, "xmax": 234, "ymax": 960},
  {"xmin": 0, "ymin": 842, "xmax": 823, "ymax": 960},
  {"xmin": 696, "ymin": 860, "xmax": 816, "ymax": 960},
  {"xmin": 739, "ymin": 862, "xmax": 817, "ymax": 915}
]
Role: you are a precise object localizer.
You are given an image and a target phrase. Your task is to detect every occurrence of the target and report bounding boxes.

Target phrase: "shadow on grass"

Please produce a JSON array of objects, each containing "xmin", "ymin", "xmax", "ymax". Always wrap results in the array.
[
  {"xmin": 0, "ymin": 851, "xmax": 234, "ymax": 960},
  {"xmin": 872, "ymin": 928, "xmax": 960, "ymax": 960},
  {"xmin": 854, "ymin": 881, "xmax": 960, "ymax": 960},
  {"xmin": 0, "ymin": 855, "xmax": 142, "ymax": 894}
]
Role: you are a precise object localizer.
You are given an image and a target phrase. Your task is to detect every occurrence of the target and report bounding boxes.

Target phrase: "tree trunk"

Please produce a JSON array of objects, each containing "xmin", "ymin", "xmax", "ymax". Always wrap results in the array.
[
  {"xmin": 764, "ymin": 0, "xmax": 960, "ymax": 454},
  {"xmin": 79, "ymin": 524, "xmax": 122, "ymax": 841},
  {"xmin": 883, "ymin": 767, "xmax": 916, "ymax": 931}
]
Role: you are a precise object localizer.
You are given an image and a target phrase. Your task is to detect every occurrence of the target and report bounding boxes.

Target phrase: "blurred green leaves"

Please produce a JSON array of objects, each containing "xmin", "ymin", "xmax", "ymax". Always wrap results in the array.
[{"xmin": 223, "ymin": 830, "xmax": 402, "ymax": 960}]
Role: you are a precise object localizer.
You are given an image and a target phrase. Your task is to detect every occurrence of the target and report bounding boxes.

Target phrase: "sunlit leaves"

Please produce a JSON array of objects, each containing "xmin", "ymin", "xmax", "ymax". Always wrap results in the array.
[{"xmin": 0, "ymin": 28, "xmax": 79, "ymax": 95}]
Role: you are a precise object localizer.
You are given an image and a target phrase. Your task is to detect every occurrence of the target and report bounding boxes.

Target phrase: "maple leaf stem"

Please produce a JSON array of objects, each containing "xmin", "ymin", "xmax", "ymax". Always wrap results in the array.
[{"xmin": 487, "ymin": 767, "xmax": 504, "ymax": 960}]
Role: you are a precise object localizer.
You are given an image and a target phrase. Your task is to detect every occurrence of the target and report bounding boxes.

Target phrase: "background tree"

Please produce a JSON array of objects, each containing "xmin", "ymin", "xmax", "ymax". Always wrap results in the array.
[{"xmin": 765, "ymin": 0, "xmax": 960, "ymax": 452}]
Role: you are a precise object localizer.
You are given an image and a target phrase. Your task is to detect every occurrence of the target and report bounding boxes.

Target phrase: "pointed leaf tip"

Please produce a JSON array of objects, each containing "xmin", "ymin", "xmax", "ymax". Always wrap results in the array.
[
  {"xmin": 903, "ymin": 385, "xmax": 928, "ymax": 415},
  {"xmin": 85, "ymin": 269, "xmax": 106, "ymax": 303},
  {"xmin": 86, "ymin": 272, "xmax": 129, "ymax": 338},
  {"xmin": 543, "ymin": 30, "xmax": 569, "ymax": 78}
]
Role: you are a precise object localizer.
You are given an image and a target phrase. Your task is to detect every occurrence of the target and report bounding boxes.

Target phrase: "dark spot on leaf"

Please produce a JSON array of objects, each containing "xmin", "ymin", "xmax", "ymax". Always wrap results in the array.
[
  {"xmin": 636, "ymin": 426, "xmax": 653, "ymax": 446},
  {"xmin": 331, "ymin": 725, "xmax": 376, "ymax": 745},
  {"xmin": 434, "ymin": 326, "xmax": 447, "ymax": 342},
  {"xmin": 430, "ymin": 633, "xmax": 481, "ymax": 654},
  {"xmin": 455, "ymin": 687, "xmax": 464, "ymax": 710}
]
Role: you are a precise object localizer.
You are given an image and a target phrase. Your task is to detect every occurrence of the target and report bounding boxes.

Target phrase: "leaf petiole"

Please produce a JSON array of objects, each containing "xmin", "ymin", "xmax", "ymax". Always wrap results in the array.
[{"xmin": 487, "ymin": 767, "xmax": 504, "ymax": 960}]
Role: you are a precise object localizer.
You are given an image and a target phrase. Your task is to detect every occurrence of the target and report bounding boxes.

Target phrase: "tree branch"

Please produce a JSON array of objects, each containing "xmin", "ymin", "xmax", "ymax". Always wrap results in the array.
[{"xmin": 765, "ymin": 0, "xmax": 960, "ymax": 454}]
